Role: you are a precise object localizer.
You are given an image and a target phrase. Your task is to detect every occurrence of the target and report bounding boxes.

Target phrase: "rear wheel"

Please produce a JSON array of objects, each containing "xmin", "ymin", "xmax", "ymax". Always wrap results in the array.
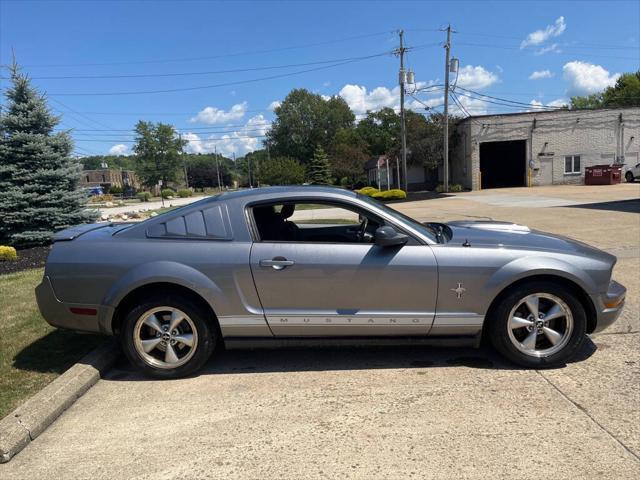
[
  {"xmin": 121, "ymin": 295, "xmax": 216, "ymax": 378},
  {"xmin": 626, "ymin": 171, "xmax": 635, "ymax": 183},
  {"xmin": 488, "ymin": 281, "xmax": 587, "ymax": 368}
]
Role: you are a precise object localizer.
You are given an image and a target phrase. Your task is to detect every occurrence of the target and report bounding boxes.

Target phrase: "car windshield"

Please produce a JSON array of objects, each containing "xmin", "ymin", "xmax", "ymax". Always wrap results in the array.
[{"xmin": 355, "ymin": 193, "xmax": 437, "ymax": 241}]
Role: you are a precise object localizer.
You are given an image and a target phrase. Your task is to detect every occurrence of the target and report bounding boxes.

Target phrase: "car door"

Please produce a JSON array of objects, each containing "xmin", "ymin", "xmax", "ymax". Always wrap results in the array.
[{"xmin": 248, "ymin": 200, "xmax": 438, "ymax": 336}]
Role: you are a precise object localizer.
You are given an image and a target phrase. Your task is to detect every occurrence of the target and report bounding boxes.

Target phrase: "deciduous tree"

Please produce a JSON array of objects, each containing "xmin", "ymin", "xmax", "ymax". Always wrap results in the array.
[
  {"xmin": 266, "ymin": 89, "xmax": 354, "ymax": 163},
  {"xmin": 133, "ymin": 121, "xmax": 186, "ymax": 186}
]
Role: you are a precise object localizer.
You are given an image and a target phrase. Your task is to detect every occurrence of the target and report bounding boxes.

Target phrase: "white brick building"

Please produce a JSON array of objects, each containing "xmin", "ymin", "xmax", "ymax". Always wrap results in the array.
[{"xmin": 451, "ymin": 107, "xmax": 640, "ymax": 190}]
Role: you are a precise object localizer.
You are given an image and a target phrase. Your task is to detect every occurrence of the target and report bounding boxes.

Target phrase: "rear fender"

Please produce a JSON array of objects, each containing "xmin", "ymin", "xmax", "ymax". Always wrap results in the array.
[{"xmin": 99, "ymin": 261, "xmax": 227, "ymax": 333}]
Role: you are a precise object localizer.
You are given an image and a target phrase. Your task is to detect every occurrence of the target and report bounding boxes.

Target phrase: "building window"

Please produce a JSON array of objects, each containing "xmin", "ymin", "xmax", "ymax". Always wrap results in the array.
[{"xmin": 564, "ymin": 155, "xmax": 581, "ymax": 174}]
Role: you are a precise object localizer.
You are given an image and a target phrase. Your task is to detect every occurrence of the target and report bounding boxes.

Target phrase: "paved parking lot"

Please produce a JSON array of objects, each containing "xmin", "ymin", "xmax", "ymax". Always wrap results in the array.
[{"xmin": 1, "ymin": 184, "xmax": 639, "ymax": 479}]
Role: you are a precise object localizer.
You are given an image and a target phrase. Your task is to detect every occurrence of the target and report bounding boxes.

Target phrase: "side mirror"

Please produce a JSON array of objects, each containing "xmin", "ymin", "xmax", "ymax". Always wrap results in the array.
[{"xmin": 374, "ymin": 226, "xmax": 409, "ymax": 247}]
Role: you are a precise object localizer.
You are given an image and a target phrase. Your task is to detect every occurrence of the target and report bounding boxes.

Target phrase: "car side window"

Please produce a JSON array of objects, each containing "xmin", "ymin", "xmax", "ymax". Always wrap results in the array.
[{"xmin": 252, "ymin": 202, "xmax": 383, "ymax": 243}]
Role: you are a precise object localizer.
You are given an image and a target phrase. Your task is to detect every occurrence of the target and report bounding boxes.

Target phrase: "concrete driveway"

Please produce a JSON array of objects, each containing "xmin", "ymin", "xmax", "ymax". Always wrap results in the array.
[{"xmin": 2, "ymin": 183, "xmax": 639, "ymax": 479}]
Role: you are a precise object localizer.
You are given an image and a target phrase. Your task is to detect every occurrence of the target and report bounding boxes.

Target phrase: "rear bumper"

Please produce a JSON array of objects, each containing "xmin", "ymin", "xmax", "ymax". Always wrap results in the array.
[
  {"xmin": 35, "ymin": 275, "xmax": 104, "ymax": 334},
  {"xmin": 590, "ymin": 280, "xmax": 626, "ymax": 334}
]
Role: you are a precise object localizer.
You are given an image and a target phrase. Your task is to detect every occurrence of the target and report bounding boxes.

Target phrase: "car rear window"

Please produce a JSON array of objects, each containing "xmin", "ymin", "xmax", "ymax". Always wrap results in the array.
[{"xmin": 146, "ymin": 204, "xmax": 232, "ymax": 240}]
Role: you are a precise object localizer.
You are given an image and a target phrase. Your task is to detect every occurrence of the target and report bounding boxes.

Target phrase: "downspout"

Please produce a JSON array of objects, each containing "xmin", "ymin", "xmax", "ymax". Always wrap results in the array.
[{"xmin": 528, "ymin": 119, "xmax": 535, "ymax": 187}]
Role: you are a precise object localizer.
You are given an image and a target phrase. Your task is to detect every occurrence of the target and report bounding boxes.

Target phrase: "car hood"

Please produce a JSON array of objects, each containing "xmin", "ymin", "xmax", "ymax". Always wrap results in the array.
[{"xmin": 444, "ymin": 220, "xmax": 615, "ymax": 260}]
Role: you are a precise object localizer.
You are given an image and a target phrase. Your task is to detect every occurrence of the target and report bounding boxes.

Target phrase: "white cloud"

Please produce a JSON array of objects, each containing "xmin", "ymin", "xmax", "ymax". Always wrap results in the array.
[
  {"xmin": 450, "ymin": 94, "xmax": 490, "ymax": 116},
  {"xmin": 183, "ymin": 115, "xmax": 272, "ymax": 157},
  {"xmin": 562, "ymin": 61, "xmax": 620, "ymax": 95},
  {"xmin": 529, "ymin": 69, "xmax": 554, "ymax": 80},
  {"xmin": 534, "ymin": 43, "xmax": 562, "ymax": 56},
  {"xmin": 108, "ymin": 144, "xmax": 129, "ymax": 156},
  {"xmin": 323, "ymin": 81, "xmax": 331, "ymax": 87},
  {"xmin": 456, "ymin": 65, "xmax": 499, "ymax": 90},
  {"xmin": 528, "ymin": 98, "xmax": 569, "ymax": 111},
  {"xmin": 548, "ymin": 98, "xmax": 569, "ymax": 107},
  {"xmin": 521, "ymin": 16, "xmax": 566, "ymax": 48},
  {"xmin": 268, "ymin": 100, "xmax": 281, "ymax": 111},
  {"xmin": 190, "ymin": 102, "xmax": 247, "ymax": 124},
  {"xmin": 338, "ymin": 84, "xmax": 401, "ymax": 115},
  {"xmin": 182, "ymin": 132, "xmax": 207, "ymax": 154}
]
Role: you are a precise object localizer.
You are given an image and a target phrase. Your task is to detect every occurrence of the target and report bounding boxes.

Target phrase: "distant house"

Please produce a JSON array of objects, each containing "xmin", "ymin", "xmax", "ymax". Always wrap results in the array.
[
  {"xmin": 364, "ymin": 155, "xmax": 432, "ymax": 191},
  {"xmin": 80, "ymin": 168, "xmax": 140, "ymax": 191}
]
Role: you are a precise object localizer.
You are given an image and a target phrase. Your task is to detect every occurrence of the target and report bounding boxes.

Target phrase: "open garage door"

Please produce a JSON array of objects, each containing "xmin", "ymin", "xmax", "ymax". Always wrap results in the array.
[{"xmin": 480, "ymin": 140, "xmax": 526, "ymax": 189}]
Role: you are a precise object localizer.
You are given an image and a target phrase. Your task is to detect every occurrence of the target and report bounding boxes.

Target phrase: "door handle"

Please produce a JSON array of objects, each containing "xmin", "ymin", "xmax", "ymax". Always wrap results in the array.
[{"xmin": 259, "ymin": 257, "xmax": 295, "ymax": 270}]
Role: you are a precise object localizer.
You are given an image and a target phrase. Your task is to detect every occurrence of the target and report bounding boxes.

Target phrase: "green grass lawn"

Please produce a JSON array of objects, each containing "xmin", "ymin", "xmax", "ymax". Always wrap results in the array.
[{"xmin": 0, "ymin": 269, "xmax": 103, "ymax": 419}]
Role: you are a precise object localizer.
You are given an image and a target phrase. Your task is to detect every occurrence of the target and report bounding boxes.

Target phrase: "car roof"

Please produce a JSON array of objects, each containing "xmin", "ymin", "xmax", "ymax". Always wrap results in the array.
[{"xmin": 218, "ymin": 185, "xmax": 357, "ymax": 201}]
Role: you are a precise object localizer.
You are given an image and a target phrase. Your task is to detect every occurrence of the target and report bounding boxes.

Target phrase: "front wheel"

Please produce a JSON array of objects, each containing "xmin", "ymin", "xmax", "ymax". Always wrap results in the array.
[
  {"xmin": 488, "ymin": 281, "xmax": 587, "ymax": 368},
  {"xmin": 121, "ymin": 295, "xmax": 216, "ymax": 378},
  {"xmin": 626, "ymin": 171, "xmax": 635, "ymax": 183}
]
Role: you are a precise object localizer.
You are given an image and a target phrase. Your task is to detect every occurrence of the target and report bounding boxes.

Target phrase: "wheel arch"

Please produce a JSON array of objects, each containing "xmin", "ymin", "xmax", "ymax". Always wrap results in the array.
[
  {"xmin": 483, "ymin": 274, "xmax": 598, "ymax": 337},
  {"xmin": 110, "ymin": 282, "xmax": 222, "ymax": 339},
  {"xmin": 102, "ymin": 261, "xmax": 227, "ymax": 336}
]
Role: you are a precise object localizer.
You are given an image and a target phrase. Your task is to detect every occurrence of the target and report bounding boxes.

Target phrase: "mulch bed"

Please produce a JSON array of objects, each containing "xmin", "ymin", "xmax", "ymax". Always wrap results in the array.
[{"xmin": 0, "ymin": 245, "xmax": 51, "ymax": 275}]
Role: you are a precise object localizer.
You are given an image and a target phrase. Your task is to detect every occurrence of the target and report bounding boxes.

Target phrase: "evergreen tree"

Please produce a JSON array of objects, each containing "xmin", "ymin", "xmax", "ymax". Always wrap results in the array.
[
  {"xmin": 0, "ymin": 65, "xmax": 92, "ymax": 247},
  {"xmin": 308, "ymin": 145, "xmax": 332, "ymax": 184}
]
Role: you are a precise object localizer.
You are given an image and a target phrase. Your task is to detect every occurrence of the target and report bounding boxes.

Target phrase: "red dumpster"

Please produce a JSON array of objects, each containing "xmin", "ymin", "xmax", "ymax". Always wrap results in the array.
[{"xmin": 585, "ymin": 164, "xmax": 622, "ymax": 185}]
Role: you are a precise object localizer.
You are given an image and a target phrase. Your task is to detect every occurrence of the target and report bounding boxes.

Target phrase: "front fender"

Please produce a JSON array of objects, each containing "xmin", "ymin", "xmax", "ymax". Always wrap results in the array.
[
  {"xmin": 99, "ymin": 261, "xmax": 227, "ymax": 333},
  {"xmin": 484, "ymin": 255, "xmax": 597, "ymax": 304}
]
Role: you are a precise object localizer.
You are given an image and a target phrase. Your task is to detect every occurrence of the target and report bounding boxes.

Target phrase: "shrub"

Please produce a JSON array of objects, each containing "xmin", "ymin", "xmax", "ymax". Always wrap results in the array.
[
  {"xmin": 89, "ymin": 194, "xmax": 114, "ymax": 203},
  {"xmin": 435, "ymin": 184, "xmax": 464, "ymax": 193},
  {"xmin": 161, "ymin": 188, "xmax": 175, "ymax": 199},
  {"xmin": 137, "ymin": 192, "xmax": 152, "ymax": 202},
  {"xmin": 109, "ymin": 185, "xmax": 123, "ymax": 195},
  {"xmin": 0, "ymin": 246, "xmax": 18, "ymax": 261},
  {"xmin": 371, "ymin": 189, "xmax": 407, "ymax": 200},
  {"xmin": 355, "ymin": 186, "xmax": 380, "ymax": 196},
  {"xmin": 177, "ymin": 189, "xmax": 192, "ymax": 198}
]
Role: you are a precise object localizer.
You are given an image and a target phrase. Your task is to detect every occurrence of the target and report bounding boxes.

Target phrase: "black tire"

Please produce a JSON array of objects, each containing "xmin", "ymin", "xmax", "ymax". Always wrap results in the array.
[
  {"xmin": 626, "ymin": 171, "xmax": 635, "ymax": 183},
  {"xmin": 487, "ymin": 281, "xmax": 587, "ymax": 368},
  {"xmin": 120, "ymin": 294, "xmax": 216, "ymax": 379}
]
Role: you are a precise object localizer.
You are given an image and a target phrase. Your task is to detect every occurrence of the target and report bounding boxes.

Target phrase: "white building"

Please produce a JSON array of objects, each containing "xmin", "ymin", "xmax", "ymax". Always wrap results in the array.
[
  {"xmin": 365, "ymin": 155, "xmax": 432, "ymax": 191},
  {"xmin": 451, "ymin": 107, "xmax": 640, "ymax": 190}
]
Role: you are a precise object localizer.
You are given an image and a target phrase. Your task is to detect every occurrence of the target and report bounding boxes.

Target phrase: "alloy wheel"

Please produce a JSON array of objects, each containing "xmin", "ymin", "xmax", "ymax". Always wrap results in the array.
[
  {"xmin": 133, "ymin": 306, "xmax": 198, "ymax": 369},
  {"xmin": 507, "ymin": 293, "xmax": 574, "ymax": 358}
]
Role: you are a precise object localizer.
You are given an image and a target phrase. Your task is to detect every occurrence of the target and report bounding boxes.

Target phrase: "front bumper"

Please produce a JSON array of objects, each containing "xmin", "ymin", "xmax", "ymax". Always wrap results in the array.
[
  {"xmin": 35, "ymin": 275, "xmax": 103, "ymax": 334},
  {"xmin": 590, "ymin": 280, "xmax": 626, "ymax": 334}
]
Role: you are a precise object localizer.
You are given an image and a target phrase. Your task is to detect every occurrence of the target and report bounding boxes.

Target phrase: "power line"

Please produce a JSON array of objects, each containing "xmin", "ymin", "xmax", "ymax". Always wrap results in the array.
[
  {"xmin": 68, "ymin": 127, "xmax": 270, "ymax": 138},
  {"xmin": 74, "ymin": 134, "xmax": 268, "ymax": 144},
  {"xmin": 407, "ymin": 27, "xmax": 640, "ymax": 50},
  {"xmin": 453, "ymin": 42, "xmax": 639, "ymax": 60},
  {"xmin": 56, "ymin": 121, "xmax": 273, "ymax": 132},
  {"xmin": 16, "ymin": 52, "xmax": 403, "ymax": 80},
  {"xmin": 19, "ymin": 30, "xmax": 396, "ymax": 68},
  {"xmin": 455, "ymin": 87, "xmax": 568, "ymax": 110},
  {"xmin": 48, "ymin": 108, "xmax": 273, "ymax": 116},
  {"xmin": 47, "ymin": 52, "xmax": 392, "ymax": 96},
  {"xmin": 50, "ymin": 97, "xmax": 121, "ymax": 130}
]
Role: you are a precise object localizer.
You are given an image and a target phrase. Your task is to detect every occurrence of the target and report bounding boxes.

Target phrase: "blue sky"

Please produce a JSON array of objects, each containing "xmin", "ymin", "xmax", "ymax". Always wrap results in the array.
[{"xmin": 1, "ymin": 0, "xmax": 638, "ymax": 157}]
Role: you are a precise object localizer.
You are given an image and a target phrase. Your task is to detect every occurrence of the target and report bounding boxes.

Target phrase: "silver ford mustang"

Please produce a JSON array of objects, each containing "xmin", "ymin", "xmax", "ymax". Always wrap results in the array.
[{"xmin": 36, "ymin": 186, "xmax": 626, "ymax": 378}]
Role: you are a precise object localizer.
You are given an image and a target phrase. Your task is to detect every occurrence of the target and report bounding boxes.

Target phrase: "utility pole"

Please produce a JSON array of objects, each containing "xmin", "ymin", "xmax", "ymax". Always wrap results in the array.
[
  {"xmin": 442, "ymin": 24, "xmax": 452, "ymax": 193},
  {"xmin": 214, "ymin": 145, "xmax": 222, "ymax": 191},
  {"xmin": 247, "ymin": 154, "xmax": 252, "ymax": 188},
  {"xmin": 179, "ymin": 133, "xmax": 189, "ymax": 189},
  {"xmin": 232, "ymin": 152, "xmax": 237, "ymax": 189},
  {"xmin": 395, "ymin": 29, "xmax": 408, "ymax": 192}
]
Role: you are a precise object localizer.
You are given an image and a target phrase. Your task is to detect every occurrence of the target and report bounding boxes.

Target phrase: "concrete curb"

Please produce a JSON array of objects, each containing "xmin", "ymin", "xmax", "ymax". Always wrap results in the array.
[{"xmin": 0, "ymin": 339, "xmax": 119, "ymax": 463}]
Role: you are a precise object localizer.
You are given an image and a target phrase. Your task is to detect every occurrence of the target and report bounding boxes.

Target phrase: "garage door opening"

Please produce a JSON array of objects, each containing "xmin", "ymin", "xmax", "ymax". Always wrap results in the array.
[{"xmin": 480, "ymin": 140, "xmax": 526, "ymax": 189}]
